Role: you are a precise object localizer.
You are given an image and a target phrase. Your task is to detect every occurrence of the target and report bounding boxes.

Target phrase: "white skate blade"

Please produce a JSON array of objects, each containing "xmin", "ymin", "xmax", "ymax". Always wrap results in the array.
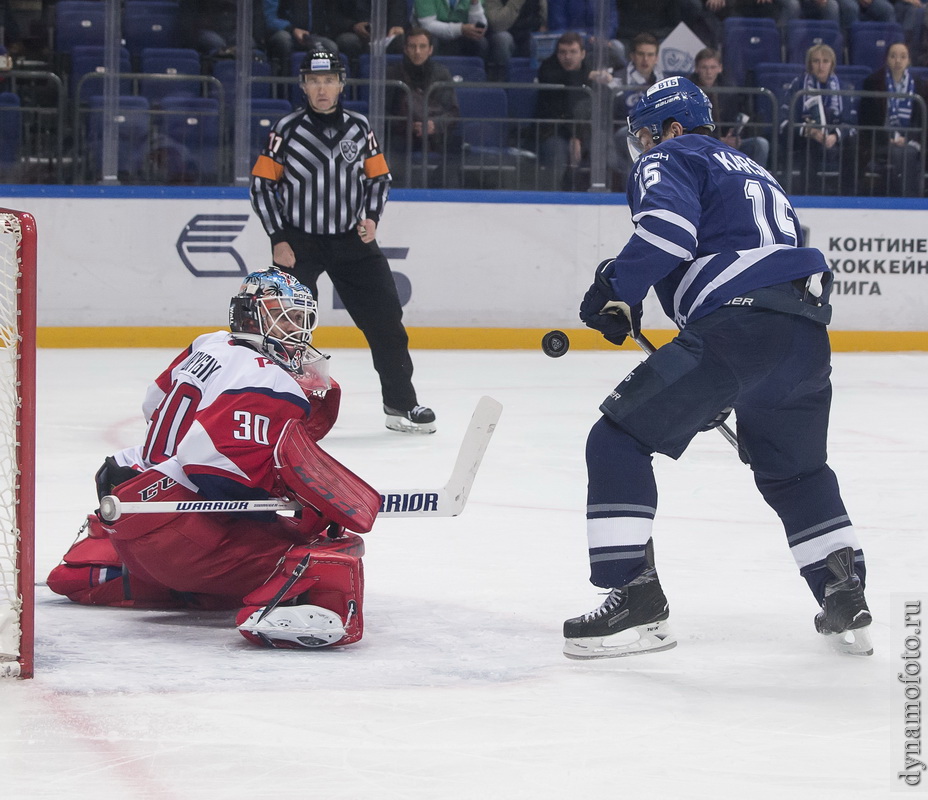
[
  {"xmin": 822, "ymin": 624, "xmax": 874, "ymax": 657},
  {"xmin": 563, "ymin": 620, "xmax": 677, "ymax": 660},
  {"xmin": 385, "ymin": 413, "xmax": 436, "ymax": 434}
]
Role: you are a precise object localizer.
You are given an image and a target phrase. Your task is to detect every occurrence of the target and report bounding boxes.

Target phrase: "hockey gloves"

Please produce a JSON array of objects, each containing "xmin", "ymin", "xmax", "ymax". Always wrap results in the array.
[{"xmin": 579, "ymin": 260, "xmax": 642, "ymax": 347}]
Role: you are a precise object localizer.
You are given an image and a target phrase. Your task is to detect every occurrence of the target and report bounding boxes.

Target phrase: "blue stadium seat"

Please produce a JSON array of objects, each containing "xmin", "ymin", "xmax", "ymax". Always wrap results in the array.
[
  {"xmin": 753, "ymin": 62, "xmax": 803, "ymax": 124},
  {"xmin": 457, "ymin": 86, "xmax": 533, "ymax": 187},
  {"xmin": 355, "ymin": 53, "xmax": 403, "ymax": 102},
  {"xmin": 139, "ymin": 47, "xmax": 203, "ymax": 105},
  {"xmin": 0, "ymin": 92, "xmax": 22, "ymax": 175},
  {"xmin": 54, "ymin": 5, "xmax": 106, "ymax": 55},
  {"xmin": 835, "ymin": 64, "xmax": 873, "ymax": 117},
  {"xmin": 69, "ymin": 45, "xmax": 132, "ymax": 100},
  {"xmin": 722, "ymin": 16, "xmax": 781, "ymax": 87},
  {"xmin": 847, "ymin": 21, "xmax": 904, "ymax": 73},
  {"xmin": 123, "ymin": 1, "xmax": 181, "ymax": 61},
  {"xmin": 432, "ymin": 56, "xmax": 486, "ymax": 83},
  {"xmin": 211, "ymin": 56, "xmax": 273, "ymax": 122},
  {"xmin": 785, "ymin": 19, "xmax": 844, "ymax": 66},
  {"xmin": 547, "ymin": 0, "xmax": 617, "ymax": 34},
  {"xmin": 84, "ymin": 95, "xmax": 151, "ymax": 181},
  {"xmin": 506, "ymin": 56, "xmax": 535, "ymax": 83},
  {"xmin": 249, "ymin": 98, "xmax": 291, "ymax": 164},
  {"xmin": 155, "ymin": 96, "xmax": 222, "ymax": 183}
]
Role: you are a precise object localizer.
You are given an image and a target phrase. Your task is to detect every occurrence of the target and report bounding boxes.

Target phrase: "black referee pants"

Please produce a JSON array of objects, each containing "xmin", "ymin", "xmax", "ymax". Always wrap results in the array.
[{"xmin": 279, "ymin": 227, "xmax": 418, "ymax": 412}]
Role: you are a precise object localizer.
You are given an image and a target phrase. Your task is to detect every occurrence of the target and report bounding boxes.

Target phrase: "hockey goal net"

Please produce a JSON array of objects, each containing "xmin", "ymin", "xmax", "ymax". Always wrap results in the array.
[{"xmin": 0, "ymin": 208, "xmax": 36, "ymax": 679}]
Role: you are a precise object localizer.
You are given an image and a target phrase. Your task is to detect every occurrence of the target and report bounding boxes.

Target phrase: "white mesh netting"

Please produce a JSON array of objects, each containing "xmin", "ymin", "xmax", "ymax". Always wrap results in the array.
[{"xmin": 0, "ymin": 213, "xmax": 24, "ymax": 669}]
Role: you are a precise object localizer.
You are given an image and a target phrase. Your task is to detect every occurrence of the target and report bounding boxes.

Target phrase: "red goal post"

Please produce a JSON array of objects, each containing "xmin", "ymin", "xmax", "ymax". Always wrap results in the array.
[{"xmin": 0, "ymin": 209, "xmax": 36, "ymax": 679}]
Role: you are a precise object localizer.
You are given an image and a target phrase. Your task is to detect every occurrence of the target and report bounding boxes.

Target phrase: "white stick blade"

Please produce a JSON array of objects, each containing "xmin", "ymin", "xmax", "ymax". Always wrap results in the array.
[{"xmin": 377, "ymin": 396, "xmax": 502, "ymax": 518}]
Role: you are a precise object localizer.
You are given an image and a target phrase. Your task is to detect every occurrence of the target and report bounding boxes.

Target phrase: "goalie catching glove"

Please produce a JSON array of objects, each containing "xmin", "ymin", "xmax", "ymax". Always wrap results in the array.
[{"xmin": 579, "ymin": 259, "xmax": 643, "ymax": 346}]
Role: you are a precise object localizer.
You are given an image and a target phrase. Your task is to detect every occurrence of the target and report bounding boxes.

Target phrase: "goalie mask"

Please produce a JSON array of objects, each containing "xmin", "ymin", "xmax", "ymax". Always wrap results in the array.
[
  {"xmin": 229, "ymin": 268, "xmax": 318, "ymax": 373},
  {"xmin": 626, "ymin": 76, "xmax": 714, "ymax": 162}
]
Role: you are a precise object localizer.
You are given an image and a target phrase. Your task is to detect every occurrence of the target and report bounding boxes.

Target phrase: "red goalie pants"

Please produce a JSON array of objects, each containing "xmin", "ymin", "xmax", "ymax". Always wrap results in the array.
[{"xmin": 48, "ymin": 474, "xmax": 365, "ymax": 627}]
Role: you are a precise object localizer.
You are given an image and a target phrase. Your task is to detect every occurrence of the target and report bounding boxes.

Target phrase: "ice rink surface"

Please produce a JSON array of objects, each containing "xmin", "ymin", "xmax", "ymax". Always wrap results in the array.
[{"xmin": 2, "ymin": 345, "xmax": 926, "ymax": 799}]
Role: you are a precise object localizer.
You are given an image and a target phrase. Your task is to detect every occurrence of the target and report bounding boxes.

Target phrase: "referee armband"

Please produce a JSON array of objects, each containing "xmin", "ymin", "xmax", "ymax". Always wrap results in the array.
[{"xmin": 252, "ymin": 155, "xmax": 284, "ymax": 181}]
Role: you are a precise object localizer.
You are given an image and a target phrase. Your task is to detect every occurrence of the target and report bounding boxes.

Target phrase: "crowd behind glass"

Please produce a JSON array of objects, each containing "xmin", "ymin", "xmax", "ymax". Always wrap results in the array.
[{"xmin": 1, "ymin": 0, "xmax": 927, "ymax": 197}]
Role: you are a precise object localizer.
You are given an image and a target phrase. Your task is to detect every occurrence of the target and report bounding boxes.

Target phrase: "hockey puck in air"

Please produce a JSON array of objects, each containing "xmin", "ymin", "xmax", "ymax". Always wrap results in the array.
[{"xmin": 541, "ymin": 330, "xmax": 570, "ymax": 358}]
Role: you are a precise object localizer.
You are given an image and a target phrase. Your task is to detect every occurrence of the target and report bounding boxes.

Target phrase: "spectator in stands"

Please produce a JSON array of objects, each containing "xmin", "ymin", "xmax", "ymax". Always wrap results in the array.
[
  {"xmin": 485, "ymin": 0, "xmax": 547, "ymax": 81},
  {"xmin": 329, "ymin": 0, "xmax": 407, "ymax": 76},
  {"xmin": 895, "ymin": 1, "xmax": 928, "ymax": 64},
  {"xmin": 385, "ymin": 27, "xmax": 461, "ymax": 188},
  {"xmin": 613, "ymin": 0, "xmax": 719, "ymax": 58},
  {"xmin": 0, "ymin": 1, "xmax": 25, "ymax": 60},
  {"xmin": 690, "ymin": 47, "xmax": 771, "ymax": 166},
  {"xmin": 414, "ymin": 0, "xmax": 489, "ymax": 60},
  {"xmin": 839, "ymin": 0, "xmax": 897, "ymax": 29},
  {"xmin": 697, "ymin": 1, "xmax": 801, "ymax": 49},
  {"xmin": 261, "ymin": 1, "xmax": 339, "ymax": 75},
  {"xmin": 609, "ymin": 33, "xmax": 664, "ymax": 187},
  {"xmin": 800, "ymin": 0, "xmax": 895, "ymax": 34},
  {"xmin": 860, "ymin": 41, "xmax": 927, "ymax": 195},
  {"xmin": 534, "ymin": 31, "xmax": 600, "ymax": 190},
  {"xmin": 179, "ymin": 1, "xmax": 266, "ymax": 60},
  {"xmin": 780, "ymin": 43, "xmax": 858, "ymax": 194}
]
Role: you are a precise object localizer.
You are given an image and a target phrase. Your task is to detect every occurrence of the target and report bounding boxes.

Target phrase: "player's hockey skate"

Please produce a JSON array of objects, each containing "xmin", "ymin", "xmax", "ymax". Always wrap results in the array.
[
  {"xmin": 563, "ymin": 566, "xmax": 676, "ymax": 659},
  {"xmin": 814, "ymin": 547, "xmax": 873, "ymax": 656},
  {"xmin": 384, "ymin": 404, "xmax": 437, "ymax": 434}
]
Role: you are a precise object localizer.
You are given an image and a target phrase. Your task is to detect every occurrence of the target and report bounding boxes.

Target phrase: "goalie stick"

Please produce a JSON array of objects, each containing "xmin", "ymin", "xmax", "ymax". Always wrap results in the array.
[{"xmin": 98, "ymin": 396, "xmax": 503, "ymax": 523}]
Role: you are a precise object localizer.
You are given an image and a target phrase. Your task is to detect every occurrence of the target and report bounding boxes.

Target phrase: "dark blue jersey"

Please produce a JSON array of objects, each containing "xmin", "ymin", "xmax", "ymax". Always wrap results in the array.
[{"xmin": 609, "ymin": 134, "xmax": 828, "ymax": 327}]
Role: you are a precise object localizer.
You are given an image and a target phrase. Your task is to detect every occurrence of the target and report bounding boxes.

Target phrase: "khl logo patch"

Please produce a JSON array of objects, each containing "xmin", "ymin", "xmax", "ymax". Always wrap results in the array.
[{"xmin": 340, "ymin": 140, "xmax": 359, "ymax": 162}]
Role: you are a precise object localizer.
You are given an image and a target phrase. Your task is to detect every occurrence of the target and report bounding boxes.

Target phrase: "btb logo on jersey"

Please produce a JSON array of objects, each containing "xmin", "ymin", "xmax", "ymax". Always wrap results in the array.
[
  {"xmin": 340, "ymin": 140, "xmax": 359, "ymax": 162},
  {"xmin": 177, "ymin": 214, "xmax": 250, "ymax": 278}
]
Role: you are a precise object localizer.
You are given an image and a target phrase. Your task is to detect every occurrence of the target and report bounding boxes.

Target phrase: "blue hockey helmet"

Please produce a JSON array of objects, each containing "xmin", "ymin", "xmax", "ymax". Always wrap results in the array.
[
  {"xmin": 627, "ymin": 76, "xmax": 714, "ymax": 158},
  {"xmin": 229, "ymin": 267, "xmax": 319, "ymax": 373}
]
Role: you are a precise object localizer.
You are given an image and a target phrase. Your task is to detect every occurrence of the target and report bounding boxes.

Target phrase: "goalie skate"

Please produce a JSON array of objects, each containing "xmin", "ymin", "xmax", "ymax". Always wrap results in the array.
[
  {"xmin": 563, "ymin": 568, "xmax": 677, "ymax": 660},
  {"xmin": 814, "ymin": 547, "xmax": 873, "ymax": 657},
  {"xmin": 237, "ymin": 604, "xmax": 349, "ymax": 649}
]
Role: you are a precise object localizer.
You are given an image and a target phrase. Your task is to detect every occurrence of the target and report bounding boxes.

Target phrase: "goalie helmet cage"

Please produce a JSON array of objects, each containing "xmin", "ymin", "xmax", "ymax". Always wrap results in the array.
[{"xmin": 0, "ymin": 209, "xmax": 36, "ymax": 680}]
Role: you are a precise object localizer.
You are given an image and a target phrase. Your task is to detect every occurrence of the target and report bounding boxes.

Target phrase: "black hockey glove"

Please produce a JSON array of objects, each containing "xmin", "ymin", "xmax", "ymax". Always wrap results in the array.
[
  {"xmin": 699, "ymin": 407, "xmax": 733, "ymax": 432},
  {"xmin": 94, "ymin": 456, "xmax": 142, "ymax": 501},
  {"xmin": 579, "ymin": 261, "xmax": 642, "ymax": 347}
]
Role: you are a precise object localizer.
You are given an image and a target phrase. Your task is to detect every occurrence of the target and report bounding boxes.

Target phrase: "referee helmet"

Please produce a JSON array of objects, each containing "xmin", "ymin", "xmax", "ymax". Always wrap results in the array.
[{"xmin": 300, "ymin": 47, "xmax": 347, "ymax": 85}]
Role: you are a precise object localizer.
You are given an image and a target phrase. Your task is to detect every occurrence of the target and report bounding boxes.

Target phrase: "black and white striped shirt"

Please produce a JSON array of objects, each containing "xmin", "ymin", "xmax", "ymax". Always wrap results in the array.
[{"xmin": 250, "ymin": 104, "xmax": 391, "ymax": 238}]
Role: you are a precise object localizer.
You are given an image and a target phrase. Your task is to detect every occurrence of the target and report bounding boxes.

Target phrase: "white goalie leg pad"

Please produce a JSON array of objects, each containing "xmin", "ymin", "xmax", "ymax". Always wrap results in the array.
[
  {"xmin": 563, "ymin": 620, "xmax": 677, "ymax": 660},
  {"xmin": 821, "ymin": 624, "xmax": 874, "ymax": 657},
  {"xmin": 237, "ymin": 604, "xmax": 350, "ymax": 649}
]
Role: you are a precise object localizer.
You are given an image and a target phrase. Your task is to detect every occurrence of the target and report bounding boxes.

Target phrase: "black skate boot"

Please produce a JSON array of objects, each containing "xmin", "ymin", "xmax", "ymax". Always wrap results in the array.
[
  {"xmin": 814, "ymin": 546, "xmax": 873, "ymax": 656},
  {"xmin": 563, "ymin": 561, "xmax": 676, "ymax": 659},
  {"xmin": 384, "ymin": 404, "xmax": 436, "ymax": 434}
]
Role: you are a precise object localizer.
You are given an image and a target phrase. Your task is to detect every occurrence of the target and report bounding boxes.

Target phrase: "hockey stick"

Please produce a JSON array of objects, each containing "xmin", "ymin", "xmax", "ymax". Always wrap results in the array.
[{"xmin": 98, "ymin": 396, "xmax": 503, "ymax": 522}]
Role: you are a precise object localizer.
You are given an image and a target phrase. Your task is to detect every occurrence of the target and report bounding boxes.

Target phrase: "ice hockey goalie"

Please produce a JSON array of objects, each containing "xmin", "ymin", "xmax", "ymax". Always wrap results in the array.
[{"xmin": 47, "ymin": 268, "xmax": 380, "ymax": 649}]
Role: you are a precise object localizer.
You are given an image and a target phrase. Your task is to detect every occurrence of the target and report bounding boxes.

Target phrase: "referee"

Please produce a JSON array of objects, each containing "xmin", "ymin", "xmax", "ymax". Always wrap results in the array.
[{"xmin": 250, "ymin": 47, "xmax": 435, "ymax": 434}]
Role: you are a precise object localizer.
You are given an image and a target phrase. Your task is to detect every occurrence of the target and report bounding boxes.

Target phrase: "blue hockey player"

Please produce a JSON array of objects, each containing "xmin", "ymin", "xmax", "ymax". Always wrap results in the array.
[{"xmin": 563, "ymin": 77, "xmax": 872, "ymax": 659}]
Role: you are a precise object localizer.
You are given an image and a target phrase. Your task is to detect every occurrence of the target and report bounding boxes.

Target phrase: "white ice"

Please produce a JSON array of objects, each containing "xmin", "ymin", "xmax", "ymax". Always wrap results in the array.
[{"xmin": 3, "ymin": 346, "xmax": 926, "ymax": 799}]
